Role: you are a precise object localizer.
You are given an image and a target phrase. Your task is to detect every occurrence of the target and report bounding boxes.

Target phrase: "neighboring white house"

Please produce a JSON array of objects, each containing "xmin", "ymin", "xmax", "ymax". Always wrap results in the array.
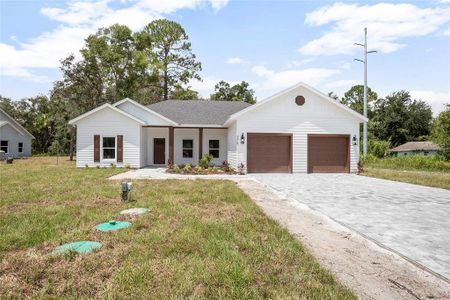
[
  {"xmin": 390, "ymin": 141, "xmax": 441, "ymax": 157},
  {"xmin": 0, "ymin": 108, "xmax": 34, "ymax": 158},
  {"xmin": 69, "ymin": 82, "xmax": 367, "ymax": 173}
]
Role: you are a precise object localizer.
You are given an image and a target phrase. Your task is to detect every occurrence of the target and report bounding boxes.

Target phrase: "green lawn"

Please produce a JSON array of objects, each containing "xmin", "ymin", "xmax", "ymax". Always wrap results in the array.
[
  {"xmin": 362, "ymin": 167, "xmax": 450, "ymax": 190},
  {"xmin": 361, "ymin": 156, "xmax": 450, "ymax": 189},
  {"xmin": 0, "ymin": 157, "xmax": 354, "ymax": 299}
]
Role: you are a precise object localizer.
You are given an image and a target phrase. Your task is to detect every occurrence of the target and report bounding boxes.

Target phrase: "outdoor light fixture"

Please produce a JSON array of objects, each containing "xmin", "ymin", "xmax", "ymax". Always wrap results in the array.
[
  {"xmin": 240, "ymin": 133, "xmax": 245, "ymax": 144},
  {"xmin": 352, "ymin": 135, "xmax": 358, "ymax": 146}
]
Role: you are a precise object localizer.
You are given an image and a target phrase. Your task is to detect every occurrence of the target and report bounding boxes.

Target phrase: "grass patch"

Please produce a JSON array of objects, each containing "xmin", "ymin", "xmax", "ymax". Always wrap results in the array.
[
  {"xmin": 0, "ymin": 157, "xmax": 354, "ymax": 299},
  {"xmin": 362, "ymin": 154, "xmax": 450, "ymax": 172},
  {"xmin": 362, "ymin": 167, "xmax": 450, "ymax": 190}
]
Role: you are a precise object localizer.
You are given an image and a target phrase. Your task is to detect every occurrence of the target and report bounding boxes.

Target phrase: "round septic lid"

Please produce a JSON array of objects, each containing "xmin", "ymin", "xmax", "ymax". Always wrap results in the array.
[
  {"xmin": 96, "ymin": 220, "xmax": 130, "ymax": 232},
  {"xmin": 52, "ymin": 241, "xmax": 102, "ymax": 255},
  {"xmin": 119, "ymin": 208, "xmax": 150, "ymax": 216}
]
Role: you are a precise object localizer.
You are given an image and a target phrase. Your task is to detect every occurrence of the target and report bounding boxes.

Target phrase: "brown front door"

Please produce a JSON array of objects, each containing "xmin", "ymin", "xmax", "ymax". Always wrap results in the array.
[
  {"xmin": 307, "ymin": 134, "xmax": 350, "ymax": 173},
  {"xmin": 247, "ymin": 133, "xmax": 292, "ymax": 173},
  {"xmin": 154, "ymin": 138, "xmax": 165, "ymax": 164}
]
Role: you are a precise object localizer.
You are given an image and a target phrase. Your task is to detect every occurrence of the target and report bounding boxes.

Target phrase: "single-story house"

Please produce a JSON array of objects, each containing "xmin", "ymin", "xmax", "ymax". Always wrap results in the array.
[
  {"xmin": 0, "ymin": 108, "xmax": 34, "ymax": 158},
  {"xmin": 69, "ymin": 82, "xmax": 367, "ymax": 173},
  {"xmin": 390, "ymin": 141, "xmax": 441, "ymax": 157}
]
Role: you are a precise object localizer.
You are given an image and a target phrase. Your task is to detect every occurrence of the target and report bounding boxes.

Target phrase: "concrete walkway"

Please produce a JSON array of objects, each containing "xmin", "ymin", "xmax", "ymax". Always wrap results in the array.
[{"xmin": 252, "ymin": 173, "xmax": 450, "ymax": 281}]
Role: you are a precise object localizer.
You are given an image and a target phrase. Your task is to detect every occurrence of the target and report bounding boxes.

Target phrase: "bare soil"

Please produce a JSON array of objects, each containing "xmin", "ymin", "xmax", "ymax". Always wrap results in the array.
[{"xmin": 236, "ymin": 179, "xmax": 450, "ymax": 300}]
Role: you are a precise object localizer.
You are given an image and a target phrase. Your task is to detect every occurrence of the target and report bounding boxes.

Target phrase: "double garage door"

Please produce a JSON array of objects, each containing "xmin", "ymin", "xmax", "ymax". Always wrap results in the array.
[{"xmin": 246, "ymin": 133, "xmax": 349, "ymax": 173}]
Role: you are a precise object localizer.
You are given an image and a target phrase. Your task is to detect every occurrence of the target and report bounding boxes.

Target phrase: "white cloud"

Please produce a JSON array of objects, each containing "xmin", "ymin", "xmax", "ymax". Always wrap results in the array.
[
  {"xmin": 251, "ymin": 65, "xmax": 340, "ymax": 91},
  {"xmin": 410, "ymin": 90, "xmax": 450, "ymax": 116},
  {"xmin": 227, "ymin": 57, "xmax": 245, "ymax": 65},
  {"xmin": 323, "ymin": 79, "xmax": 357, "ymax": 89},
  {"xmin": 1, "ymin": 0, "xmax": 229, "ymax": 80},
  {"xmin": 299, "ymin": 3, "xmax": 450, "ymax": 56},
  {"xmin": 286, "ymin": 58, "xmax": 315, "ymax": 68},
  {"xmin": 444, "ymin": 27, "xmax": 450, "ymax": 36}
]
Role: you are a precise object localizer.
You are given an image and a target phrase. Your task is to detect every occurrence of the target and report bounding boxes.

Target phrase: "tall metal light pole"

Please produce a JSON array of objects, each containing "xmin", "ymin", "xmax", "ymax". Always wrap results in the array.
[{"xmin": 354, "ymin": 27, "xmax": 376, "ymax": 157}]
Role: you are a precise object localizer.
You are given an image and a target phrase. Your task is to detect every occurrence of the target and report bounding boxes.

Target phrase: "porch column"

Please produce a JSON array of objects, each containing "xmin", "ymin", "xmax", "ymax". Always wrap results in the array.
[
  {"xmin": 169, "ymin": 126, "xmax": 174, "ymax": 164},
  {"xmin": 199, "ymin": 128, "xmax": 203, "ymax": 160}
]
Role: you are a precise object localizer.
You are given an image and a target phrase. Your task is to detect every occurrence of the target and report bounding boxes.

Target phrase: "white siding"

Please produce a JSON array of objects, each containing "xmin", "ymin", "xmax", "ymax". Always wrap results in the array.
[
  {"xmin": 226, "ymin": 122, "xmax": 238, "ymax": 169},
  {"xmin": 75, "ymin": 106, "xmax": 141, "ymax": 168},
  {"xmin": 202, "ymin": 129, "xmax": 227, "ymax": 166},
  {"xmin": 0, "ymin": 124, "xmax": 32, "ymax": 158},
  {"xmin": 116, "ymin": 101, "xmax": 172, "ymax": 125},
  {"xmin": 234, "ymin": 86, "xmax": 361, "ymax": 173},
  {"xmin": 145, "ymin": 127, "xmax": 169, "ymax": 166}
]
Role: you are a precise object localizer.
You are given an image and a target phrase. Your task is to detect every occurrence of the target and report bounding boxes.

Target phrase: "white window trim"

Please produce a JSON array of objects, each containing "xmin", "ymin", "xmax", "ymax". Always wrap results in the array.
[
  {"xmin": 209, "ymin": 139, "xmax": 220, "ymax": 158},
  {"xmin": 18, "ymin": 142, "xmax": 23, "ymax": 153},
  {"xmin": 102, "ymin": 136, "xmax": 117, "ymax": 162},
  {"xmin": 0, "ymin": 140, "xmax": 8, "ymax": 154},
  {"xmin": 182, "ymin": 139, "xmax": 193, "ymax": 158}
]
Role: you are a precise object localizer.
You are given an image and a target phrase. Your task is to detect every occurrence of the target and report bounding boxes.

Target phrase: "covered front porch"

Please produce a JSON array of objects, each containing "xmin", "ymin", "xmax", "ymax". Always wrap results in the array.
[{"xmin": 140, "ymin": 126, "xmax": 228, "ymax": 167}]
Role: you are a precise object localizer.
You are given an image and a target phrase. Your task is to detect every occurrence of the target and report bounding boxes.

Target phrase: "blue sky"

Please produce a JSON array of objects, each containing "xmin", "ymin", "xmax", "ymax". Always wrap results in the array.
[{"xmin": 1, "ymin": 0, "xmax": 449, "ymax": 115}]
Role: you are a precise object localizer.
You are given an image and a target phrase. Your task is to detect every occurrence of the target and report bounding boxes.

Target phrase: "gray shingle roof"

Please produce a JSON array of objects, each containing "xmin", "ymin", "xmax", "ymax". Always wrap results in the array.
[
  {"xmin": 390, "ymin": 141, "xmax": 441, "ymax": 152},
  {"xmin": 147, "ymin": 100, "xmax": 252, "ymax": 126}
]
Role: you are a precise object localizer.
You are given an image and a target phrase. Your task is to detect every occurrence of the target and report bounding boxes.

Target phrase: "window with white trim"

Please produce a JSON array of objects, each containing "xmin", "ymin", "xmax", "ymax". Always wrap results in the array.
[
  {"xmin": 209, "ymin": 140, "xmax": 219, "ymax": 158},
  {"xmin": 102, "ymin": 137, "xmax": 116, "ymax": 159},
  {"xmin": 0, "ymin": 140, "xmax": 8, "ymax": 153},
  {"xmin": 18, "ymin": 142, "xmax": 23, "ymax": 153},
  {"xmin": 182, "ymin": 139, "xmax": 193, "ymax": 158}
]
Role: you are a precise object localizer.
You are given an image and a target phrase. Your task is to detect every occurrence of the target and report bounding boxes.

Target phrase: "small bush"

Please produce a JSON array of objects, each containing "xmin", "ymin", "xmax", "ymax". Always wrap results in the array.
[
  {"xmin": 125, "ymin": 164, "xmax": 131, "ymax": 169},
  {"xmin": 172, "ymin": 164, "xmax": 180, "ymax": 173},
  {"xmin": 368, "ymin": 140, "xmax": 390, "ymax": 158},
  {"xmin": 167, "ymin": 159, "xmax": 173, "ymax": 169},
  {"xmin": 183, "ymin": 163, "xmax": 192, "ymax": 173},
  {"xmin": 222, "ymin": 160, "xmax": 231, "ymax": 172},
  {"xmin": 110, "ymin": 163, "xmax": 116, "ymax": 169},
  {"xmin": 199, "ymin": 154, "xmax": 214, "ymax": 168},
  {"xmin": 194, "ymin": 165, "xmax": 203, "ymax": 174}
]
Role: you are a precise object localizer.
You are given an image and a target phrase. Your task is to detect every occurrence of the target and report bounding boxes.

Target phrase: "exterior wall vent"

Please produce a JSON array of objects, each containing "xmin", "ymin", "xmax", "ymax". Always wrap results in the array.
[{"xmin": 295, "ymin": 95, "xmax": 305, "ymax": 106}]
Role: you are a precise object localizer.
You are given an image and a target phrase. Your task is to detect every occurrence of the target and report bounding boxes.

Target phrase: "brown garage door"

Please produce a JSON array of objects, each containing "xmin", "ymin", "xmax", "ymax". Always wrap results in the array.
[
  {"xmin": 308, "ymin": 134, "xmax": 350, "ymax": 173},
  {"xmin": 247, "ymin": 133, "xmax": 292, "ymax": 173}
]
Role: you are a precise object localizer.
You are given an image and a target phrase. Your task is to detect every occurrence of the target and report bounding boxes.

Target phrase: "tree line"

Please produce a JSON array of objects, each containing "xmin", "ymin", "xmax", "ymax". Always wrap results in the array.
[
  {"xmin": 0, "ymin": 19, "xmax": 256, "ymax": 157},
  {"xmin": 329, "ymin": 85, "xmax": 449, "ymax": 158}
]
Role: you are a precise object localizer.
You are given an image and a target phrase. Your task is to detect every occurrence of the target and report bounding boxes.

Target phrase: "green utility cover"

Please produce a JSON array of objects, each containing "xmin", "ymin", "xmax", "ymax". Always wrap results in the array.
[
  {"xmin": 119, "ymin": 208, "xmax": 150, "ymax": 216},
  {"xmin": 52, "ymin": 241, "xmax": 102, "ymax": 255},
  {"xmin": 96, "ymin": 220, "xmax": 130, "ymax": 232}
]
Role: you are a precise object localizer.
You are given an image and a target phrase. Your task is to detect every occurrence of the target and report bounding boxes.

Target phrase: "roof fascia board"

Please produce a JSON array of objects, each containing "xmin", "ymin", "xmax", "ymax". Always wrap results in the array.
[
  {"xmin": 0, "ymin": 121, "xmax": 26, "ymax": 136},
  {"xmin": 69, "ymin": 103, "xmax": 146, "ymax": 125},
  {"xmin": 224, "ymin": 82, "xmax": 368, "ymax": 126},
  {"xmin": 0, "ymin": 108, "xmax": 35, "ymax": 138},
  {"xmin": 113, "ymin": 98, "xmax": 178, "ymax": 126}
]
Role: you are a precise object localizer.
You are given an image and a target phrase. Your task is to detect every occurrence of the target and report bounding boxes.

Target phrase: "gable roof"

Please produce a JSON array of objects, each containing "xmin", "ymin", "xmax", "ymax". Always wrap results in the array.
[
  {"xmin": 390, "ymin": 141, "xmax": 441, "ymax": 152},
  {"xmin": 68, "ymin": 103, "xmax": 146, "ymax": 125},
  {"xmin": 0, "ymin": 108, "xmax": 34, "ymax": 138},
  {"xmin": 224, "ymin": 82, "xmax": 368, "ymax": 126},
  {"xmin": 147, "ymin": 100, "xmax": 252, "ymax": 126},
  {"xmin": 113, "ymin": 98, "xmax": 178, "ymax": 126}
]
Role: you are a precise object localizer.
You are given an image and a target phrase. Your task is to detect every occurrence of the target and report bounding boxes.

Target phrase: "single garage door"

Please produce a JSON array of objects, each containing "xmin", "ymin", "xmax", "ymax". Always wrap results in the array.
[
  {"xmin": 308, "ymin": 134, "xmax": 350, "ymax": 173},
  {"xmin": 247, "ymin": 133, "xmax": 292, "ymax": 173}
]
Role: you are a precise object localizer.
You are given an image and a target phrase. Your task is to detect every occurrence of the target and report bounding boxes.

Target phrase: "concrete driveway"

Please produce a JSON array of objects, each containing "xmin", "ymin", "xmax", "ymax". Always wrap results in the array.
[{"xmin": 252, "ymin": 173, "xmax": 450, "ymax": 281}]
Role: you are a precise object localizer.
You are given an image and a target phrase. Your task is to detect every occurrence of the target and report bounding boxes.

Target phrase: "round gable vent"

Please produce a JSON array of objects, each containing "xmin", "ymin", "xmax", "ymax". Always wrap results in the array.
[{"xmin": 295, "ymin": 95, "xmax": 305, "ymax": 106}]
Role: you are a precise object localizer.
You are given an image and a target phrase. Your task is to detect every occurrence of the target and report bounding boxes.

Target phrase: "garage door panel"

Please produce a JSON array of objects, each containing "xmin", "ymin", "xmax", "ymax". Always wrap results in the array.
[
  {"xmin": 308, "ymin": 135, "xmax": 349, "ymax": 173},
  {"xmin": 247, "ymin": 134, "xmax": 291, "ymax": 173}
]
